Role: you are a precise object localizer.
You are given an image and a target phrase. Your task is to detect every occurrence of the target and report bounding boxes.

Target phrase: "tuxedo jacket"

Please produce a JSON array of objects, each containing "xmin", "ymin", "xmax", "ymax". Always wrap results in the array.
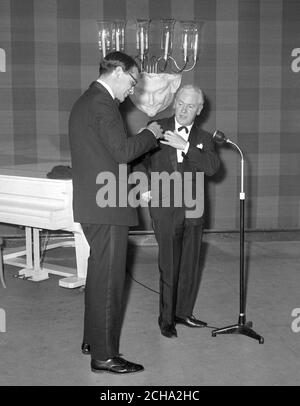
[
  {"xmin": 68, "ymin": 81, "xmax": 157, "ymax": 226},
  {"xmin": 142, "ymin": 116, "xmax": 220, "ymax": 225}
]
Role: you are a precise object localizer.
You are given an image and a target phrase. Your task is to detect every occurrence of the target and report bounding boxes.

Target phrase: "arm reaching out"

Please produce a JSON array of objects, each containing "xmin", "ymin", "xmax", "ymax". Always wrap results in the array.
[
  {"xmin": 146, "ymin": 121, "xmax": 164, "ymax": 139},
  {"xmin": 160, "ymin": 130, "xmax": 189, "ymax": 150}
]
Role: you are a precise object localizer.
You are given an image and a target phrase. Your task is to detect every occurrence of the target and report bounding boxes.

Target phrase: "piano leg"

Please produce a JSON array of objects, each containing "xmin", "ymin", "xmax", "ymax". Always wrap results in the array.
[
  {"xmin": 4, "ymin": 224, "xmax": 89, "ymax": 288},
  {"xmin": 26, "ymin": 227, "xmax": 33, "ymax": 269},
  {"xmin": 0, "ymin": 239, "xmax": 6, "ymax": 288},
  {"xmin": 58, "ymin": 224, "xmax": 89, "ymax": 289},
  {"xmin": 17, "ymin": 227, "xmax": 49, "ymax": 282}
]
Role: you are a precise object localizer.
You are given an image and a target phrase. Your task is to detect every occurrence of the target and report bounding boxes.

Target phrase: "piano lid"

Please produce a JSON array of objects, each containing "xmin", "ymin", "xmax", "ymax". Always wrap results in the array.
[
  {"xmin": 0, "ymin": 162, "xmax": 74, "ymax": 229},
  {"xmin": 0, "ymin": 162, "xmax": 72, "ymax": 179}
]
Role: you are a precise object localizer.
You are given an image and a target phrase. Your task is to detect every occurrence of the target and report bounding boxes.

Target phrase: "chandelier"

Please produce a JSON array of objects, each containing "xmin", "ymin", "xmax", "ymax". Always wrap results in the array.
[{"xmin": 97, "ymin": 19, "xmax": 203, "ymax": 73}]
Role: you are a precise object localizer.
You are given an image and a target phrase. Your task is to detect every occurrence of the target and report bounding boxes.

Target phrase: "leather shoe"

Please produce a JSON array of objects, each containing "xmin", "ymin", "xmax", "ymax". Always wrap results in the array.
[
  {"xmin": 175, "ymin": 315, "xmax": 207, "ymax": 328},
  {"xmin": 81, "ymin": 342, "xmax": 90, "ymax": 355},
  {"xmin": 91, "ymin": 356, "xmax": 144, "ymax": 374},
  {"xmin": 159, "ymin": 323, "xmax": 177, "ymax": 338}
]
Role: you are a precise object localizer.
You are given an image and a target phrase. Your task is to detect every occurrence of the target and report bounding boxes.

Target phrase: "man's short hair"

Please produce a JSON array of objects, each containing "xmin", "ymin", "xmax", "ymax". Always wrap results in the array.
[
  {"xmin": 99, "ymin": 51, "xmax": 139, "ymax": 75},
  {"xmin": 175, "ymin": 84, "xmax": 204, "ymax": 106}
]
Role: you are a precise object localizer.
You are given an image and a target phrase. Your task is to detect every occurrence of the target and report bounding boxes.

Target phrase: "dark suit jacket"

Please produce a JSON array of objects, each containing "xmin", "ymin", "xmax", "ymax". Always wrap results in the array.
[
  {"xmin": 142, "ymin": 116, "xmax": 220, "ymax": 225},
  {"xmin": 68, "ymin": 81, "xmax": 157, "ymax": 226}
]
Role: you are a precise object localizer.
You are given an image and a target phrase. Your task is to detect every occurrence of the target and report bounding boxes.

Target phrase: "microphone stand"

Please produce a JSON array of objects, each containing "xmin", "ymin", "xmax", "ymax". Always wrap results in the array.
[{"xmin": 212, "ymin": 136, "xmax": 264, "ymax": 344}]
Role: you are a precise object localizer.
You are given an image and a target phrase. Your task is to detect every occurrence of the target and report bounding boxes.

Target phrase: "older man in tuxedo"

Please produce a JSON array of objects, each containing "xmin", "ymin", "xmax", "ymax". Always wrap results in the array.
[
  {"xmin": 69, "ymin": 52, "xmax": 163, "ymax": 374},
  {"xmin": 143, "ymin": 85, "xmax": 220, "ymax": 338}
]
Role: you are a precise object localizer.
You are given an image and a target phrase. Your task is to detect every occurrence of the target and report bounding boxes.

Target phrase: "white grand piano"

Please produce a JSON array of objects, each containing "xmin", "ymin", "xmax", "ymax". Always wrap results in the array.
[{"xmin": 0, "ymin": 163, "xmax": 89, "ymax": 288}]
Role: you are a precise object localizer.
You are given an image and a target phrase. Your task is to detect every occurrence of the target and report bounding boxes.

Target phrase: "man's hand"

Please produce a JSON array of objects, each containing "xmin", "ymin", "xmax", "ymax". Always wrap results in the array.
[
  {"xmin": 146, "ymin": 122, "xmax": 164, "ymax": 139},
  {"xmin": 160, "ymin": 130, "xmax": 188, "ymax": 150}
]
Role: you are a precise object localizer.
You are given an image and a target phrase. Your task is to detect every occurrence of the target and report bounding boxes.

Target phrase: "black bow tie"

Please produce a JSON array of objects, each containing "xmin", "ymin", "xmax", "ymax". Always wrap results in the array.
[{"xmin": 178, "ymin": 126, "xmax": 188, "ymax": 134}]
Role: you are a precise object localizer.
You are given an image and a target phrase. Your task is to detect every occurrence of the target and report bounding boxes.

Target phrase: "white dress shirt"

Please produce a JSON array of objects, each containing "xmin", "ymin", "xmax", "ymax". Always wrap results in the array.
[
  {"xmin": 97, "ymin": 79, "xmax": 115, "ymax": 100},
  {"xmin": 141, "ymin": 120, "xmax": 194, "ymax": 202},
  {"xmin": 175, "ymin": 119, "xmax": 193, "ymax": 163}
]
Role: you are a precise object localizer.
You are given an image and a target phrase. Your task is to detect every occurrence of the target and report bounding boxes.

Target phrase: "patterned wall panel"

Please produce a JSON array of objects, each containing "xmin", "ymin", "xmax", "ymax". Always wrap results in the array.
[{"xmin": 0, "ymin": 0, "xmax": 299, "ymax": 230}]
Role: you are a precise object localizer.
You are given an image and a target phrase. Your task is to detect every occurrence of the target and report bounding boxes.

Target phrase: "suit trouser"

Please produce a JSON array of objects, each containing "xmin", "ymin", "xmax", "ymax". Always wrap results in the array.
[
  {"xmin": 153, "ymin": 213, "xmax": 203, "ymax": 325},
  {"xmin": 81, "ymin": 223, "xmax": 129, "ymax": 360}
]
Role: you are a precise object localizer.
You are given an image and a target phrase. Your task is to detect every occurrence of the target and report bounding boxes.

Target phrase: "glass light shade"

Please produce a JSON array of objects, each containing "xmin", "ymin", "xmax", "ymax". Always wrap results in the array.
[
  {"xmin": 96, "ymin": 18, "xmax": 203, "ymax": 73},
  {"xmin": 180, "ymin": 21, "xmax": 197, "ymax": 62},
  {"xmin": 111, "ymin": 20, "xmax": 126, "ymax": 52},
  {"xmin": 160, "ymin": 19, "xmax": 175, "ymax": 61},
  {"xmin": 97, "ymin": 20, "xmax": 111, "ymax": 57},
  {"xmin": 136, "ymin": 19, "xmax": 150, "ymax": 59}
]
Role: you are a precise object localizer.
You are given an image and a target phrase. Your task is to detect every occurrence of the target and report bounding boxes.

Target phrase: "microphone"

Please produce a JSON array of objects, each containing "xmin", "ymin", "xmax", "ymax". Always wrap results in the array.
[{"xmin": 213, "ymin": 130, "xmax": 229, "ymax": 144}]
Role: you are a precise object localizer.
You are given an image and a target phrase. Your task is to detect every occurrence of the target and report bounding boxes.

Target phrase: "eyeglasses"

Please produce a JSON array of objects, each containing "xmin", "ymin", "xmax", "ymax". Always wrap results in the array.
[{"xmin": 126, "ymin": 71, "xmax": 138, "ymax": 88}]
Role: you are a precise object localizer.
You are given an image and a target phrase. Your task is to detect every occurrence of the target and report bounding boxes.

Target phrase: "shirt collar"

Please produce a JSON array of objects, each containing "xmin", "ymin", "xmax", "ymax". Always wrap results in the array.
[
  {"xmin": 175, "ymin": 118, "xmax": 194, "ymax": 133},
  {"xmin": 97, "ymin": 79, "xmax": 115, "ymax": 100}
]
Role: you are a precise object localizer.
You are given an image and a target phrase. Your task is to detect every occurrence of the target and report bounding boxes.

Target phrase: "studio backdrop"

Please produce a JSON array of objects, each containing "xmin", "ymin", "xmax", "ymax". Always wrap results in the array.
[{"xmin": 0, "ymin": 0, "xmax": 299, "ymax": 232}]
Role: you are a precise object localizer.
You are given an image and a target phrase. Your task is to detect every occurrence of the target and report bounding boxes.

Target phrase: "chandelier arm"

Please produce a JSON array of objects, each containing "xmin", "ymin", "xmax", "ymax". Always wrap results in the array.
[
  {"xmin": 168, "ymin": 55, "xmax": 183, "ymax": 71},
  {"xmin": 168, "ymin": 56, "xmax": 188, "ymax": 73},
  {"xmin": 182, "ymin": 58, "xmax": 197, "ymax": 72},
  {"xmin": 150, "ymin": 55, "xmax": 158, "ymax": 73},
  {"xmin": 142, "ymin": 55, "xmax": 150, "ymax": 72},
  {"xmin": 155, "ymin": 56, "xmax": 169, "ymax": 73}
]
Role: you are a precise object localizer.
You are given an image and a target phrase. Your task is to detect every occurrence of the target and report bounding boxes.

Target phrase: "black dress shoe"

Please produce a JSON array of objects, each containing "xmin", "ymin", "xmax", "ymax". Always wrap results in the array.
[
  {"xmin": 91, "ymin": 356, "xmax": 144, "ymax": 374},
  {"xmin": 175, "ymin": 315, "xmax": 207, "ymax": 328},
  {"xmin": 81, "ymin": 342, "xmax": 90, "ymax": 355},
  {"xmin": 160, "ymin": 324, "xmax": 177, "ymax": 338}
]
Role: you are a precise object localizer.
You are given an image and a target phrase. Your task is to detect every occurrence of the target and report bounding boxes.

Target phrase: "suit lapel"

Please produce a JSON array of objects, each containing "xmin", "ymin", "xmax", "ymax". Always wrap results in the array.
[{"xmin": 188, "ymin": 123, "xmax": 199, "ymax": 146}]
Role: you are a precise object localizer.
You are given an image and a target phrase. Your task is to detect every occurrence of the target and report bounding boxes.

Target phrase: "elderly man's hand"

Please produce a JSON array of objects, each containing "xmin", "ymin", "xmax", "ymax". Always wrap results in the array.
[{"xmin": 160, "ymin": 130, "xmax": 188, "ymax": 150}]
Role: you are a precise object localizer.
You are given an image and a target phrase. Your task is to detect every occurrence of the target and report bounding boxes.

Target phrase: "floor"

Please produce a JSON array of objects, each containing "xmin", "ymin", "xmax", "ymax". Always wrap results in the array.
[{"xmin": 0, "ymin": 232, "xmax": 300, "ymax": 386}]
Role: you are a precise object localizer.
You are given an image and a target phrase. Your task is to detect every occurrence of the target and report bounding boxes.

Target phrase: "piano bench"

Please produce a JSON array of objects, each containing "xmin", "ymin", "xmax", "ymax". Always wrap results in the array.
[{"xmin": 0, "ymin": 238, "xmax": 5, "ymax": 288}]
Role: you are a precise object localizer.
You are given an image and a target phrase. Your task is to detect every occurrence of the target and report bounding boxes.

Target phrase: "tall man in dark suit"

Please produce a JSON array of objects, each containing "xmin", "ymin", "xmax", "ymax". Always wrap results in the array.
[
  {"xmin": 142, "ymin": 85, "xmax": 220, "ymax": 338},
  {"xmin": 68, "ymin": 52, "xmax": 163, "ymax": 374}
]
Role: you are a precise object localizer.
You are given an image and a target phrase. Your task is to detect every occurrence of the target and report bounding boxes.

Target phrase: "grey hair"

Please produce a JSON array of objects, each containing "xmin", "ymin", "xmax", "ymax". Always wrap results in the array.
[{"xmin": 175, "ymin": 84, "xmax": 204, "ymax": 106}]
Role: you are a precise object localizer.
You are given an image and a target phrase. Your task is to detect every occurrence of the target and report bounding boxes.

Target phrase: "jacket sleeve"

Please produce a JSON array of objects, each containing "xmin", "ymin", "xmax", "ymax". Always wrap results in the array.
[
  {"xmin": 92, "ymin": 98, "xmax": 157, "ymax": 164},
  {"xmin": 129, "ymin": 150, "xmax": 154, "ymax": 195},
  {"xmin": 184, "ymin": 133, "xmax": 220, "ymax": 176}
]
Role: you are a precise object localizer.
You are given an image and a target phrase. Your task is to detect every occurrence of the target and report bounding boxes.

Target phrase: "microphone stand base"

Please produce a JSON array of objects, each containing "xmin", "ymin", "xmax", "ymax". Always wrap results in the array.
[{"xmin": 212, "ymin": 320, "xmax": 264, "ymax": 344}]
